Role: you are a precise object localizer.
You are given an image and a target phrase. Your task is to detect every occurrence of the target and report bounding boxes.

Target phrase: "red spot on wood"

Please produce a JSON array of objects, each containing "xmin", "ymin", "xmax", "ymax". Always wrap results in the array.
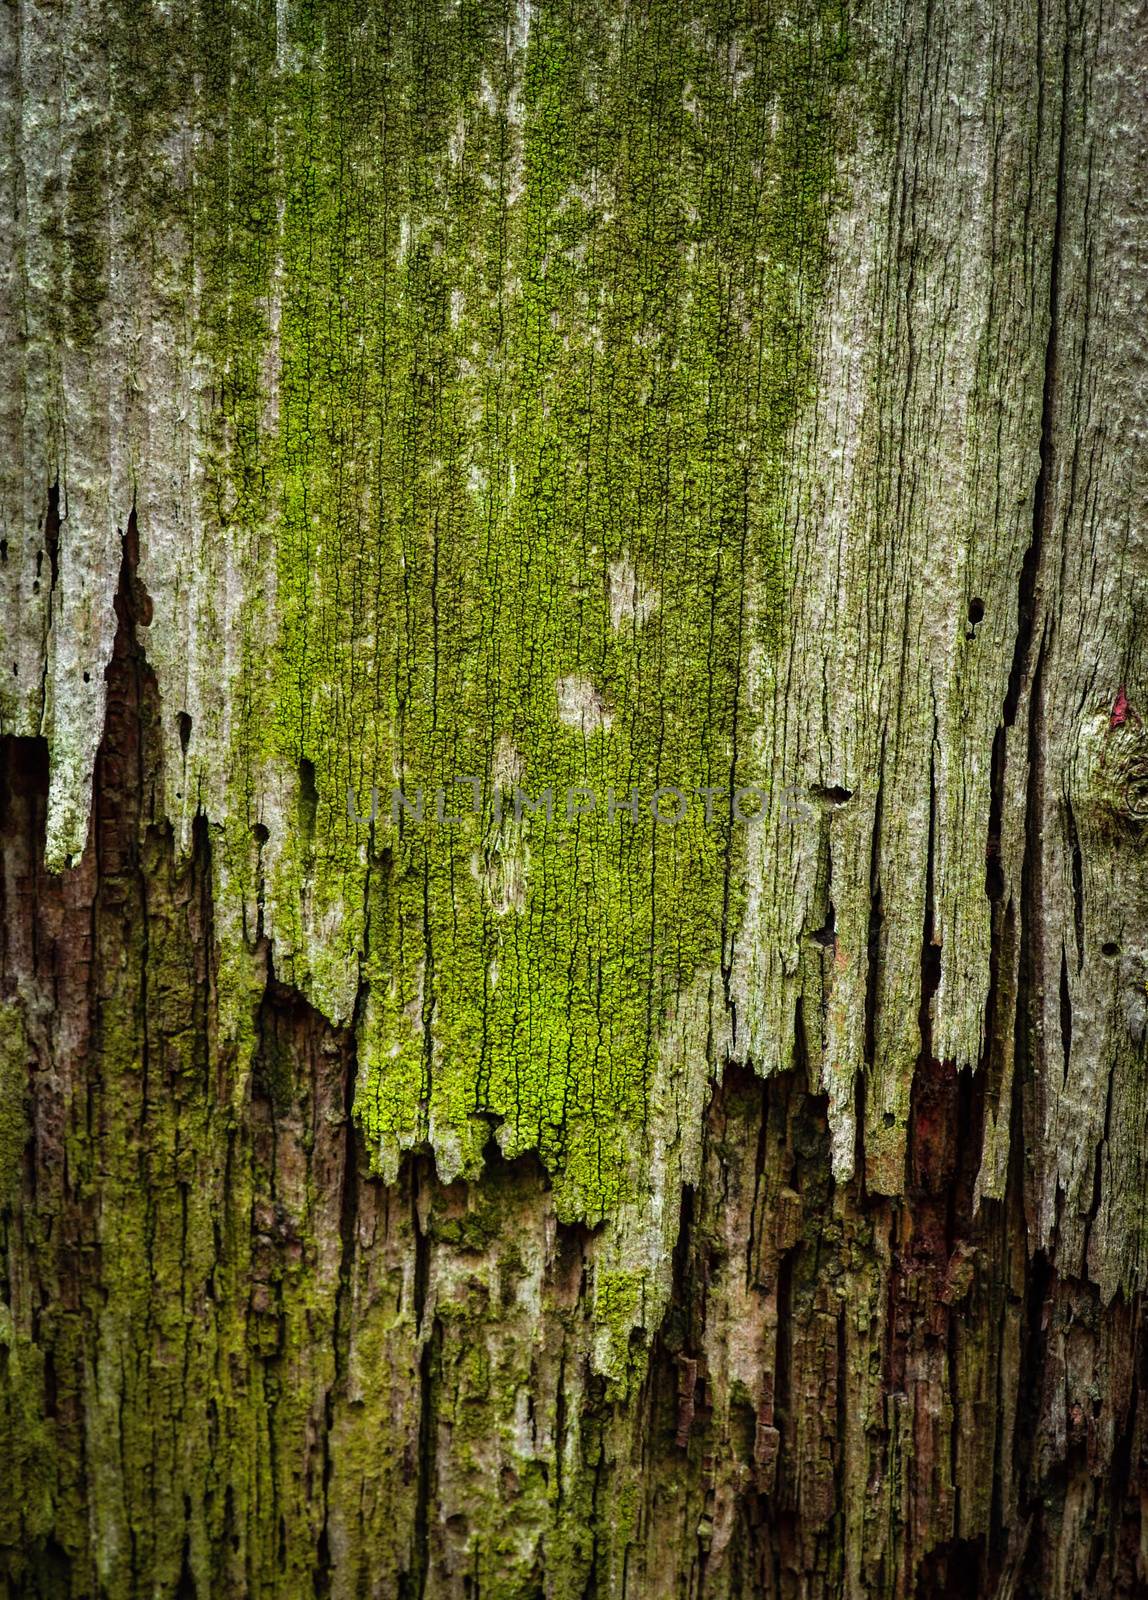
[{"xmin": 1111, "ymin": 687, "xmax": 1130, "ymax": 728}]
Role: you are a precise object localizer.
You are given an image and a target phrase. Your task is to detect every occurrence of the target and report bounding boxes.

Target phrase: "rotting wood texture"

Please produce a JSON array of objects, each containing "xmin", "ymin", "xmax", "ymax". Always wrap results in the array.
[{"xmin": 1, "ymin": 0, "xmax": 1146, "ymax": 1594}]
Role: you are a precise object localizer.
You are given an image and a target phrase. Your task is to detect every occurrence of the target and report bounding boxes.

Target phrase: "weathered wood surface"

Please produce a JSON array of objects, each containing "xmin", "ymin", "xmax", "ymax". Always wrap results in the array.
[{"xmin": 1, "ymin": 0, "xmax": 1146, "ymax": 1593}]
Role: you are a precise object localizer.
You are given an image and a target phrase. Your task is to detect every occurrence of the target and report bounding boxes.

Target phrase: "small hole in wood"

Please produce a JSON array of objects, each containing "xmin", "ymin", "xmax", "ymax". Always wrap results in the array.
[
  {"xmin": 968, "ymin": 597, "xmax": 985, "ymax": 626},
  {"xmin": 177, "ymin": 711, "xmax": 192, "ymax": 755},
  {"xmin": 1101, "ymin": 941, "xmax": 1120, "ymax": 958},
  {"xmin": 253, "ymin": 822, "xmax": 270, "ymax": 846},
  {"xmin": 810, "ymin": 784, "xmax": 853, "ymax": 805}
]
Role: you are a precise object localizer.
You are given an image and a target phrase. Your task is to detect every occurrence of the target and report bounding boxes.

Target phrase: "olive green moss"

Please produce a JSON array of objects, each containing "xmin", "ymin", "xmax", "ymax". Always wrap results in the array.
[
  {"xmin": 187, "ymin": 0, "xmax": 852, "ymax": 1223},
  {"xmin": 0, "ymin": 1006, "xmax": 28, "ymax": 1210},
  {"xmin": 0, "ymin": 1005, "xmax": 51, "ymax": 1572}
]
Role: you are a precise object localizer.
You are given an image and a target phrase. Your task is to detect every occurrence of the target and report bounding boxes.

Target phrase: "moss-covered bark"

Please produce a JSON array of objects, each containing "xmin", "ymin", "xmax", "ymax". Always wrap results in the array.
[
  {"xmin": 1, "ymin": 627, "xmax": 1146, "ymax": 1595},
  {"xmin": 2, "ymin": 0, "xmax": 1147, "ymax": 1591}
]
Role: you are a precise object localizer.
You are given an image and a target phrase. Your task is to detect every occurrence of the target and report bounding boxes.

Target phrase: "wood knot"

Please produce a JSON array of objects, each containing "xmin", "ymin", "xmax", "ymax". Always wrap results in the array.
[
  {"xmin": 1120, "ymin": 956, "xmax": 1147, "ymax": 1046},
  {"xmin": 1090, "ymin": 699, "xmax": 1148, "ymax": 826},
  {"xmin": 1104, "ymin": 735, "xmax": 1148, "ymax": 824}
]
